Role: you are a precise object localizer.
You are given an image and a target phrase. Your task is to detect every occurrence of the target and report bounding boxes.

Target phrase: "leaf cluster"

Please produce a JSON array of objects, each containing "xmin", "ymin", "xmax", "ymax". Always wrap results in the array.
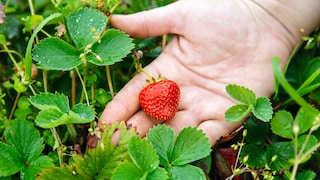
[
  {"xmin": 29, "ymin": 92, "xmax": 95, "ymax": 129},
  {"xmin": 32, "ymin": 8, "xmax": 134, "ymax": 71},
  {"xmin": 225, "ymin": 84, "xmax": 273, "ymax": 123},
  {"xmin": 225, "ymin": 57, "xmax": 320, "ymax": 179},
  {"xmin": 37, "ymin": 124, "xmax": 211, "ymax": 180},
  {"xmin": 113, "ymin": 125, "xmax": 211, "ymax": 180}
]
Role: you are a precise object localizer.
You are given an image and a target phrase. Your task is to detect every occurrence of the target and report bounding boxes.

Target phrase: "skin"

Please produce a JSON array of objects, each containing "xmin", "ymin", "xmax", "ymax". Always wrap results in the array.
[{"xmin": 100, "ymin": 0, "xmax": 320, "ymax": 145}]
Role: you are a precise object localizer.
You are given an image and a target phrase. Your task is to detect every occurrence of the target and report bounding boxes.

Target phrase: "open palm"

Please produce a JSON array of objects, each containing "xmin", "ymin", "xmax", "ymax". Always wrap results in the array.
[{"xmin": 100, "ymin": 0, "xmax": 304, "ymax": 145}]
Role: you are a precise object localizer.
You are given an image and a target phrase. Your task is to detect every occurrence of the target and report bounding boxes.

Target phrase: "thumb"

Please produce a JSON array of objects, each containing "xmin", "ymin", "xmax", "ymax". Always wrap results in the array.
[{"xmin": 110, "ymin": 2, "xmax": 182, "ymax": 38}]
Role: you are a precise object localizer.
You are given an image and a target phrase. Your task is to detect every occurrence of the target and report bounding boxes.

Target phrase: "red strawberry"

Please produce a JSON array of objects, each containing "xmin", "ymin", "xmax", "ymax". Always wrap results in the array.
[{"xmin": 139, "ymin": 79, "xmax": 180, "ymax": 121}]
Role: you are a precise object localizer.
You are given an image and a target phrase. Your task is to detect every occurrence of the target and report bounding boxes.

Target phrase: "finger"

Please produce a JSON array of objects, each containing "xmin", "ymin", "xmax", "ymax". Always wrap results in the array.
[
  {"xmin": 126, "ymin": 110, "xmax": 160, "ymax": 136},
  {"xmin": 110, "ymin": 2, "xmax": 182, "ymax": 38},
  {"xmin": 198, "ymin": 120, "xmax": 244, "ymax": 146}
]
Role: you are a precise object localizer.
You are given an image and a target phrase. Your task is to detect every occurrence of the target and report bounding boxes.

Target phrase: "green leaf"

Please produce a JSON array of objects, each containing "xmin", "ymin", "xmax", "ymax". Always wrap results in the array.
[
  {"xmin": 112, "ymin": 162, "xmax": 142, "ymax": 180},
  {"xmin": 69, "ymin": 103, "xmax": 95, "ymax": 124},
  {"xmin": 146, "ymin": 125, "xmax": 174, "ymax": 166},
  {"xmin": 73, "ymin": 122, "xmax": 135, "ymax": 179},
  {"xmin": 225, "ymin": 104, "xmax": 252, "ymax": 123},
  {"xmin": 129, "ymin": 136, "xmax": 159, "ymax": 173},
  {"xmin": 4, "ymin": 119, "xmax": 44, "ymax": 162},
  {"xmin": 35, "ymin": 109, "xmax": 69, "ymax": 128},
  {"xmin": 226, "ymin": 84, "xmax": 256, "ymax": 105},
  {"xmin": 32, "ymin": 37, "xmax": 81, "ymax": 70},
  {"xmin": 240, "ymin": 144, "xmax": 267, "ymax": 168},
  {"xmin": 14, "ymin": 96, "xmax": 33, "ymax": 120},
  {"xmin": 294, "ymin": 108, "xmax": 316, "ymax": 135},
  {"xmin": 113, "ymin": 163, "xmax": 168, "ymax": 180},
  {"xmin": 13, "ymin": 75, "xmax": 28, "ymax": 93},
  {"xmin": 298, "ymin": 135, "xmax": 318, "ymax": 154},
  {"xmin": 171, "ymin": 127, "xmax": 211, "ymax": 166},
  {"xmin": 29, "ymin": 92, "xmax": 70, "ymax": 113},
  {"xmin": 0, "ymin": 34, "xmax": 6, "ymax": 45},
  {"xmin": 244, "ymin": 117, "xmax": 269, "ymax": 144},
  {"xmin": 67, "ymin": 8, "xmax": 107, "ymax": 49},
  {"xmin": 30, "ymin": 93, "xmax": 95, "ymax": 128},
  {"xmin": 97, "ymin": 122, "xmax": 136, "ymax": 178},
  {"xmin": 147, "ymin": 167, "xmax": 168, "ymax": 180},
  {"xmin": 22, "ymin": 15, "xmax": 43, "ymax": 33},
  {"xmin": 155, "ymin": 0, "xmax": 173, "ymax": 6},
  {"xmin": 309, "ymin": 90, "xmax": 320, "ymax": 104},
  {"xmin": 268, "ymin": 142, "xmax": 294, "ymax": 171},
  {"xmin": 37, "ymin": 165, "xmax": 84, "ymax": 180},
  {"xmin": 271, "ymin": 110, "xmax": 294, "ymax": 139},
  {"xmin": 106, "ymin": 0, "xmax": 120, "ymax": 10},
  {"xmin": 87, "ymin": 29, "xmax": 134, "ymax": 66},
  {"xmin": 295, "ymin": 171, "xmax": 316, "ymax": 180},
  {"xmin": 252, "ymin": 96, "xmax": 273, "ymax": 122},
  {"xmin": 167, "ymin": 165, "xmax": 206, "ymax": 180},
  {"xmin": 20, "ymin": 156, "xmax": 54, "ymax": 180},
  {"xmin": 0, "ymin": 142, "xmax": 23, "ymax": 177}
]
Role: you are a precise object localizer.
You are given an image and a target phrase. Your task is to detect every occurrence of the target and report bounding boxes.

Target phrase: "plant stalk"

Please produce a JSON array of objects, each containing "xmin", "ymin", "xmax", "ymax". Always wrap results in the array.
[
  {"xmin": 71, "ymin": 70, "xmax": 76, "ymax": 106},
  {"xmin": 75, "ymin": 67, "xmax": 90, "ymax": 106},
  {"xmin": 8, "ymin": 93, "xmax": 20, "ymax": 121},
  {"xmin": 106, "ymin": 65, "xmax": 114, "ymax": 97},
  {"xmin": 50, "ymin": 127, "xmax": 64, "ymax": 166}
]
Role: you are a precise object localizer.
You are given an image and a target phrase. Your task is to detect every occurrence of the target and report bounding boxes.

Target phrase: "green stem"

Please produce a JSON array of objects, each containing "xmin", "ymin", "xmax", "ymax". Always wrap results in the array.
[
  {"xmin": 81, "ymin": 68, "xmax": 87, "ymax": 104},
  {"xmin": 135, "ymin": 63, "xmax": 154, "ymax": 81},
  {"xmin": 109, "ymin": 2, "xmax": 121, "ymax": 14},
  {"xmin": 273, "ymin": 45, "xmax": 300, "ymax": 100},
  {"xmin": 28, "ymin": 84, "xmax": 36, "ymax": 95},
  {"xmin": 71, "ymin": 70, "xmax": 76, "ymax": 106},
  {"xmin": 132, "ymin": 50, "xmax": 155, "ymax": 82},
  {"xmin": 50, "ymin": 127, "xmax": 64, "ymax": 166},
  {"xmin": 50, "ymin": 0, "xmax": 59, "ymax": 8},
  {"xmin": 1, "ymin": 45, "xmax": 22, "ymax": 72},
  {"xmin": 28, "ymin": 0, "xmax": 35, "ymax": 15},
  {"xmin": 283, "ymin": 68, "xmax": 320, "ymax": 105},
  {"xmin": 8, "ymin": 93, "xmax": 20, "ymax": 121},
  {"xmin": 42, "ymin": 69, "xmax": 48, "ymax": 93},
  {"xmin": 106, "ymin": 65, "xmax": 114, "ymax": 97},
  {"xmin": 40, "ymin": 29, "xmax": 52, "ymax": 38},
  {"xmin": 66, "ymin": 124, "xmax": 77, "ymax": 143},
  {"xmin": 75, "ymin": 67, "xmax": 90, "ymax": 106},
  {"xmin": 291, "ymin": 133, "xmax": 299, "ymax": 180},
  {"xmin": 300, "ymin": 141, "xmax": 320, "ymax": 162},
  {"xmin": 272, "ymin": 57, "xmax": 319, "ymax": 115}
]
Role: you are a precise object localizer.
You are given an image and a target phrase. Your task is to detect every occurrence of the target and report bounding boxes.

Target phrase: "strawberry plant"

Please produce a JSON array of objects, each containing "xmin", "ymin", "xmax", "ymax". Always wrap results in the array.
[{"xmin": 222, "ymin": 58, "xmax": 320, "ymax": 179}]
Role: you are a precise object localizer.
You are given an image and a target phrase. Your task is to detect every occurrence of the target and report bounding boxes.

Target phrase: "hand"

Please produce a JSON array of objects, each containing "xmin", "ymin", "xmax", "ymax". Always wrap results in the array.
[{"xmin": 99, "ymin": 0, "xmax": 318, "ymax": 145}]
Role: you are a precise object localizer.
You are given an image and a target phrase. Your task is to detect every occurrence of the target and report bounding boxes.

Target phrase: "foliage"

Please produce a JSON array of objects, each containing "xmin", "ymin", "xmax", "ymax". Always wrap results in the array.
[
  {"xmin": 224, "ymin": 57, "xmax": 320, "ymax": 179},
  {"xmin": 225, "ymin": 84, "xmax": 273, "ymax": 122},
  {"xmin": 0, "ymin": 119, "xmax": 53, "ymax": 179},
  {"xmin": 0, "ymin": 0, "xmax": 319, "ymax": 180},
  {"xmin": 29, "ymin": 92, "xmax": 95, "ymax": 128}
]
